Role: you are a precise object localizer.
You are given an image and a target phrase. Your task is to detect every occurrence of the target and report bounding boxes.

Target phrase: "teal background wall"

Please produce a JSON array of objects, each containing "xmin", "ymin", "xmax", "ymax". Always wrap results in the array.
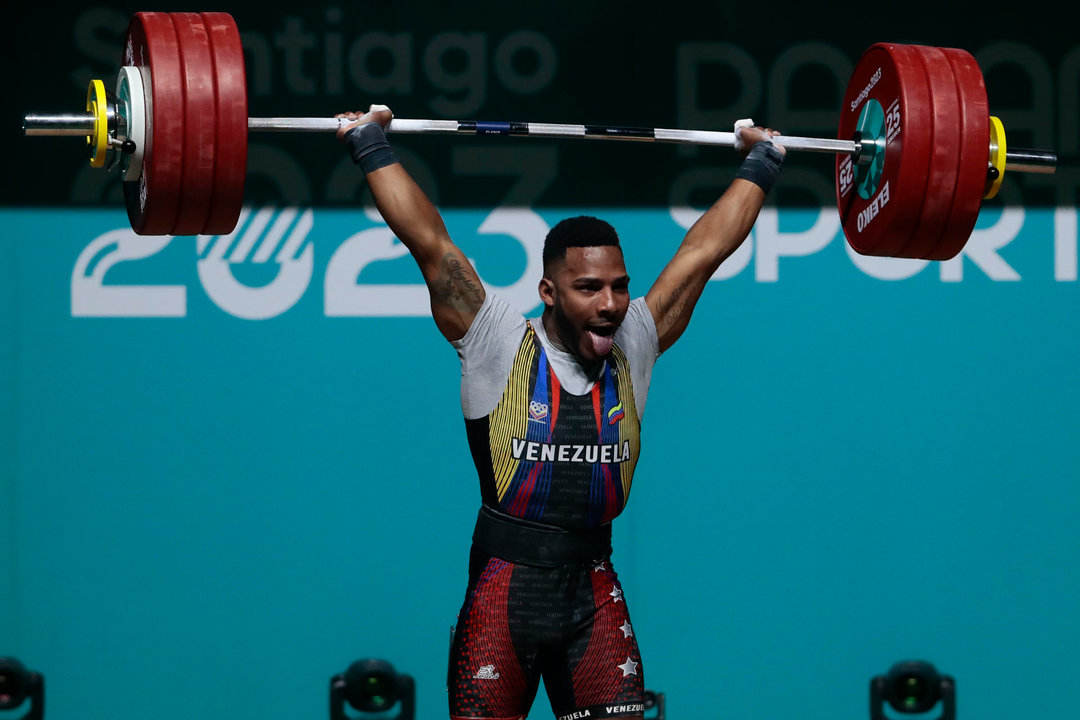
[
  {"xmin": 3, "ymin": 203, "xmax": 1078, "ymax": 720},
  {"xmin": 4, "ymin": 2, "xmax": 1079, "ymax": 720}
]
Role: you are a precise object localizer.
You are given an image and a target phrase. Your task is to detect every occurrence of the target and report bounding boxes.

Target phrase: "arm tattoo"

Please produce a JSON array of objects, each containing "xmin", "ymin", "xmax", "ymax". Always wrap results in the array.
[
  {"xmin": 655, "ymin": 278, "xmax": 695, "ymax": 325},
  {"xmin": 434, "ymin": 252, "xmax": 484, "ymax": 310}
]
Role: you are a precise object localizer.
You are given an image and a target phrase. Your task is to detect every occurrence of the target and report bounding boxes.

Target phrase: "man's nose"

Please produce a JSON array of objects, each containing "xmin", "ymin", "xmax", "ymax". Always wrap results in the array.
[{"xmin": 597, "ymin": 287, "xmax": 617, "ymax": 314}]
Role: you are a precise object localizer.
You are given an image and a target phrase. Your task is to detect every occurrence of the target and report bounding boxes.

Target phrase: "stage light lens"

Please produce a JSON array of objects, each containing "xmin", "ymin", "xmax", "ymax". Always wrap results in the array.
[
  {"xmin": 0, "ymin": 659, "xmax": 28, "ymax": 709},
  {"xmin": 886, "ymin": 661, "xmax": 940, "ymax": 714},
  {"xmin": 345, "ymin": 659, "xmax": 400, "ymax": 713}
]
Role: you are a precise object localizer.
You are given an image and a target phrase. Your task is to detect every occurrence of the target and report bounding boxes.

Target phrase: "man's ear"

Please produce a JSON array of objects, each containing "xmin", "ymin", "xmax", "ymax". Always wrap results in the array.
[{"xmin": 538, "ymin": 276, "xmax": 556, "ymax": 308}]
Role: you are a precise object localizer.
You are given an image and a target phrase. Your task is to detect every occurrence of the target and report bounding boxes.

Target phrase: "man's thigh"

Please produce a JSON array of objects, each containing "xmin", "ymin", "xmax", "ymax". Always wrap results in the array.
[{"xmin": 541, "ymin": 561, "xmax": 645, "ymax": 720}]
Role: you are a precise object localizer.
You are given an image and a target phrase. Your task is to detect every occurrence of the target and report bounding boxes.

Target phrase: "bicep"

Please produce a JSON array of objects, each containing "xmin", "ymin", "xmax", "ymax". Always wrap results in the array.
[
  {"xmin": 420, "ymin": 243, "xmax": 487, "ymax": 342},
  {"xmin": 366, "ymin": 164, "xmax": 485, "ymax": 337},
  {"xmin": 645, "ymin": 182, "xmax": 766, "ymax": 351},
  {"xmin": 644, "ymin": 247, "xmax": 712, "ymax": 353}
]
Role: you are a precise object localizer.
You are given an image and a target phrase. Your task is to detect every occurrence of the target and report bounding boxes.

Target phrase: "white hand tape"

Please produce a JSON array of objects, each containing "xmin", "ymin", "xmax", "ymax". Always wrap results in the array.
[
  {"xmin": 734, "ymin": 118, "xmax": 755, "ymax": 152},
  {"xmin": 733, "ymin": 117, "xmax": 777, "ymax": 149},
  {"xmin": 369, "ymin": 104, "xmax": 394, "ymax": 119}
]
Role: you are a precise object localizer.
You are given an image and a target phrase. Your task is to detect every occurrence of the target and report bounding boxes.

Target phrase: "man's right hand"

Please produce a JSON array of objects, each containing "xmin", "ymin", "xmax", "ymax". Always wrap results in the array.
[
  {"xmin": 335, "ymin": 104, "xmax": 394, "ymax": 142},
  {"xmin": 734, "ymin": 118, "xmax": 785, "ymax": 159}
]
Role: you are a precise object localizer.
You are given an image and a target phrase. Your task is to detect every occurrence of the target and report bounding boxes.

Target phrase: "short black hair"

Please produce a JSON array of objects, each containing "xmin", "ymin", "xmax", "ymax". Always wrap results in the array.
[{"xmin": 542, "ymin": 216, "xmax": 621, "ymax": 269}]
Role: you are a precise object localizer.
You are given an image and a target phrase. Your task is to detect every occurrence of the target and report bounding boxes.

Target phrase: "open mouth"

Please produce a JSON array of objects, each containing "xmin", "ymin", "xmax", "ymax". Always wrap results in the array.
[{"xmin": 585, "ymin": 324, "xmax": 617, "ymax": 356}]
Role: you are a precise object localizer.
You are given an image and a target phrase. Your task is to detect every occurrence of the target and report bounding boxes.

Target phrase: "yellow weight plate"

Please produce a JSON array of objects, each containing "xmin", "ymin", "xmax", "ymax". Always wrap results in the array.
[
  {"xmin": 984, "ymin": 115, "xmax": 1006, "ymax": 199},
  {"xmin": 85, "ymin": 79, "xmax": 109, "ymax": 168}
]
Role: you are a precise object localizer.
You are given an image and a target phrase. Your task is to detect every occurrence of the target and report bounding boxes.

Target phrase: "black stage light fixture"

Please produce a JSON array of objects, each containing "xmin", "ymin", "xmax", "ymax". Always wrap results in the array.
[
  {"xmin": 330, "ymin": 658, "xmax": 415, "ymax": 720},
  {"xmin": 643, "ymin": 689, "xmax": 666, "ymax": 720},
  {"xmin": 0, "ymin": 657, "xmax": 44, "ymax": 720},
  {"xmin": 871, "ymin": 660, "xmax": 955, "ymax": 720}
]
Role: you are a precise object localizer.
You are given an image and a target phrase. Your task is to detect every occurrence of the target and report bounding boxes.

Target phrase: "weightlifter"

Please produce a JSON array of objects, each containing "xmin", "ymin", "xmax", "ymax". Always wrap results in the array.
[{"xmin": 335, "ymin": 104, "xmax": 784, "ymax": 720}]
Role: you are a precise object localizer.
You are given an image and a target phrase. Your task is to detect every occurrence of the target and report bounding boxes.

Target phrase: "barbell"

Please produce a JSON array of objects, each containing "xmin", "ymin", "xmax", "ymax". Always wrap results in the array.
[{"xmin": 23, "ymin": 11, "xmax": 1057, "ymax": 260}]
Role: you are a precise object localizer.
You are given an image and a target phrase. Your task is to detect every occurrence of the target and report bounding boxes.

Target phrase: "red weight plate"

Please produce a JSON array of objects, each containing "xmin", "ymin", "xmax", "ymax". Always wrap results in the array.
[
  {"xmin": 930, "ymin": 48, "xmax": 989, "ymax": 261},
  {"xmin": 202, "ymin": 12, "xmax": 248, "ymax": 235},
  {"xmin": 897, "ymin": 45, "xmax": 961, "ymax": 259},
  {"xmin": 123, "ymin": 13, "xmax": 184, "ymax": 235},
  {"xmin": 837, "ymin": 43, "xmax": 932, "ymax": 257},
  {"xmin": 171, "ymin": 13, "xmax": 217, "ymax": 236}
]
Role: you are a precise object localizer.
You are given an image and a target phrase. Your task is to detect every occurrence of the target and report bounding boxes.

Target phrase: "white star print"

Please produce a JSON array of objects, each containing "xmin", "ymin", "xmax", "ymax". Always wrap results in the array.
[
  {"xmin": 594, "ymin": 562, "xmax": 606, "ymax": 572},
  {"xmin": 619, "ymin": 621, "xmax": 633, "ymax": 638},
  {"xmin": 617, "ymin": 657, "xmax": 639, "ymax": 677},
  {"xmin": 609, "ymin": 585, "xmax": 623, "ymax": 603}
]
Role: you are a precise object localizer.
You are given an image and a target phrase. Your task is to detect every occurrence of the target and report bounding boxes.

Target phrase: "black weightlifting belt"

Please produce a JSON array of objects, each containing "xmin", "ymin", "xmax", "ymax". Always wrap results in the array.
[{"xmin": 471, "ymin": 505, "xmax": 612, "ymax": 568}]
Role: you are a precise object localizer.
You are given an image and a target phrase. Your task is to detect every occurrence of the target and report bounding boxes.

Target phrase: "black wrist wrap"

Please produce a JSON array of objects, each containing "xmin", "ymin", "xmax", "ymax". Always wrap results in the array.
[
  {"xmin": 735, "ymin": 141, "xmax": 785, "ymax": 194},
  {"xmin": 344, "ymin": 122, "xmax": 398, "ymax": 174}
]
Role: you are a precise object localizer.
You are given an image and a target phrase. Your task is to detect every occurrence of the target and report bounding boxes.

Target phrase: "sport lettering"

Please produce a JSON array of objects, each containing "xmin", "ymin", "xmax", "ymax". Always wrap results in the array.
[
  {"xmin": 557, "ymin": 711, "xmax": 592, "ymax": 720},
  {"xmin": 511, "ymin": 439, "xmax": 631, "ymax": 464},
  {"xmin": 850, "ymin": 66, "xmax": 883, "ymax": 111},
  {"xmin": 605, "ymin": 705, "xmax": 645, "ymax": 714},
  {"xmin": 857, "ymin": 181, "xmax": 890, "ymax": 232}
]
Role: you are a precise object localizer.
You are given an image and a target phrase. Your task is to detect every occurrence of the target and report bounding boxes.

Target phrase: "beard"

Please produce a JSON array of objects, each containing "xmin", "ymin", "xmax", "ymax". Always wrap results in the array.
[{"xmin": 549, "ymin": 301, "xmax": 616, "ymax": 362}]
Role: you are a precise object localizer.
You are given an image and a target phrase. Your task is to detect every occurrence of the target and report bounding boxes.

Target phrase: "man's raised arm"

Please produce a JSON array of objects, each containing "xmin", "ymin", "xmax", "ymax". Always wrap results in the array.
[
  {"xmin": 337, "ymin": 106, "xmax": 485, "ymax": 342},
  {"xmin": 645, "ymin": 125, "xmax": 785, "ymax": 353}
]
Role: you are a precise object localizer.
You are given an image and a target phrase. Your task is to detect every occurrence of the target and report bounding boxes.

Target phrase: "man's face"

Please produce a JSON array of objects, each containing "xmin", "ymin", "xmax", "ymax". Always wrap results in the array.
[{"xmin": 539, "ymin": 245, "xmax": 631, "ymax": 363}]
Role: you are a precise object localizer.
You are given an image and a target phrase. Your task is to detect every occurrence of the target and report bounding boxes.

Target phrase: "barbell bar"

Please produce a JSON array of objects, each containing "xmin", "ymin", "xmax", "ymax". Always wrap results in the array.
[
  {"xmin": 21, "ymin": 11, "xmax": 1058, "ymax": 259},
  {"xmin": 22, "ymin": 113, "xmax": 866, "ymax": 153},
  {"xmin": 22, "ymin": 112, "xmax": 1052, "ymax": 167}
]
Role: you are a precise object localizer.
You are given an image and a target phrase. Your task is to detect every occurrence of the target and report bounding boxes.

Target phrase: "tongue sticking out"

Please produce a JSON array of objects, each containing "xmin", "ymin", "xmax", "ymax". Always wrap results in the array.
[{"xmin": 587, "ymin": 330, "xmax": 615, "ymax": 357}]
